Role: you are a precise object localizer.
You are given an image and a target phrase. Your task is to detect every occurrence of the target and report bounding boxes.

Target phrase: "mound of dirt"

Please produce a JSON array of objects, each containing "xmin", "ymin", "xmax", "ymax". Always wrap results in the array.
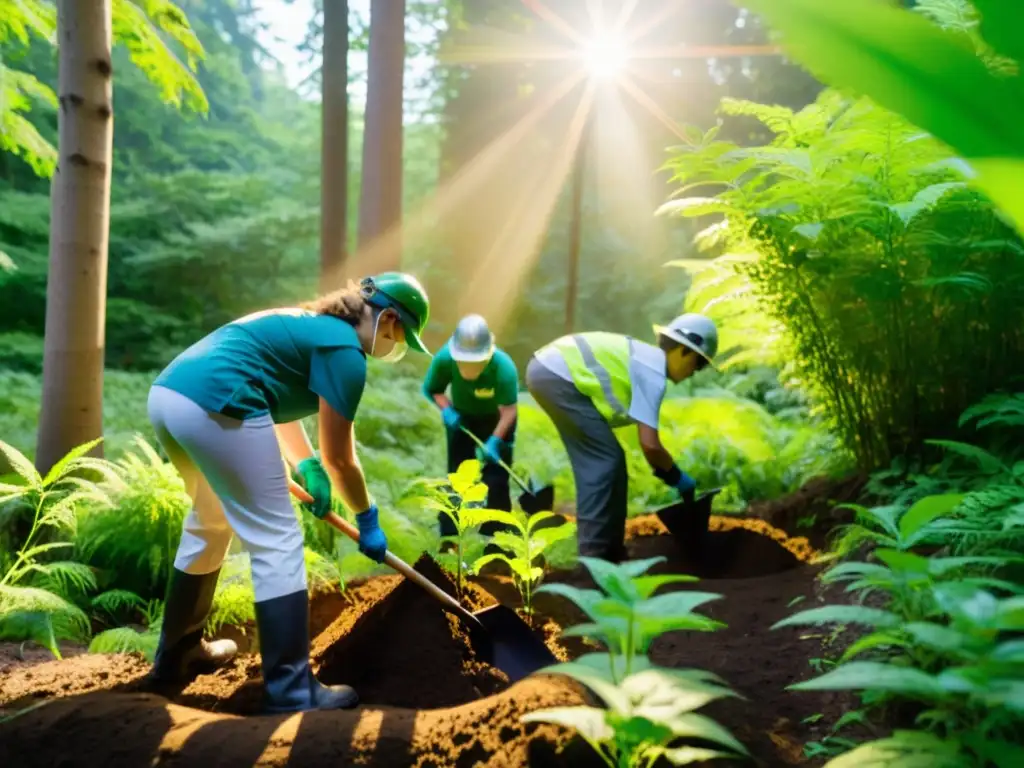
[
  {"xmin": 625, "ymin": 514, "xmax": 816, "ymax": 579},
  {"xmin": 315, "ymin": 555, "xmax": 510, "ymax": 709}
]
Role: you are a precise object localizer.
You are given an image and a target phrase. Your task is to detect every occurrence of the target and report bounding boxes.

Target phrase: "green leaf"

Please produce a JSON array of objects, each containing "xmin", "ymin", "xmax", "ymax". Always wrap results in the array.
[
  {"xmin": 40, "ymin": 438, "xmax": 105, "ymax": 487},
  {"xmin": 903, "ymin": 622, "xmax": 973, "ymax": 655},
  {"xmin": 925, "ymin": 440, "xmax": 1008, "ymax": 474},
  {"xmin": 874, "ymin": 549, "xmax": 930, "ymax": 576},
  {"xmin": 631, "ymin": 574, "xmax": 700, "ymax": 600},
  {"xmin": 971, "ymin": 1, "xmax": 1024, "ymax": 65},
  {"xmin": 471, "ymin": 552, "xmax": 512, "ymax": 576},
  {"xmin": 520, "ymin": 706, "xmax": 614, "ymax": 742},
  {"xmin": 840, "ymin": 631, "xmax": 909, "ymax": 662},
  {"xmin": 0, "ymin": 439, "xmax": 42, "ymax": 488},
  {"xmin": 736, "ymin": 0, "xmax": 1024, "ymax": 233},
  {"xmin": 462, "ymin": 507, "xmax": 520, "ymax": 533},
  {"xmin": 790, "ymin": 661, "xmax": 946, "ymax": 699},
  {"xmin": 578, "ymin": 558, "xmax": 642, "ymax": 603},
  {"xmin": 772, "ymin": 605, "xmax": 901, "ymax": 630},
  {"xmin": 821, "ymin": 730, "xmax": 971, "ymax": 768},
  {"xmin": 656, "ymin": 197, "xmax": 735, "ymax": 217},
  {"xmin": 898, "ymin": 493, "xmax": 965, "ymax": 540},
  {"xmin": 531, "ymin": 521, "xmax": 576, "ymax": 552}
]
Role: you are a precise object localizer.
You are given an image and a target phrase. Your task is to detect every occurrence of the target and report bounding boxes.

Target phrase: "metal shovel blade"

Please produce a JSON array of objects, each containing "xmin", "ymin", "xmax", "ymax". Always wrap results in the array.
[
  {"xmin": 518, "ymin": 483, "xmax": 555, "ymax": 515},
  {"xmin": 656, "ymin": 487, "xmax": 723, "ymax": 552},
  {"xmin": 464, "ymin": 604, "xmax": 558, "ymax": 683}
]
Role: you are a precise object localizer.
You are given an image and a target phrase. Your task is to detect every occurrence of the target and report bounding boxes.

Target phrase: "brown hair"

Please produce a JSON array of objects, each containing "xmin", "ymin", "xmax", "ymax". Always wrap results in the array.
[{"xmin": 301, "ymin": 279, "xmax": 367, "ymax": 325}]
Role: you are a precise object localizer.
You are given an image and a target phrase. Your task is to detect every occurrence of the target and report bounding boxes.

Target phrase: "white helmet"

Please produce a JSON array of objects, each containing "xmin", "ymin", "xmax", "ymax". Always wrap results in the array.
[
  {"xmin": 449, "ymin": 314, "xmax": 495, "ymax": 363},
  {"xmin": 654, "ymin": 313, "xmax": 718, "ymax": 365}
]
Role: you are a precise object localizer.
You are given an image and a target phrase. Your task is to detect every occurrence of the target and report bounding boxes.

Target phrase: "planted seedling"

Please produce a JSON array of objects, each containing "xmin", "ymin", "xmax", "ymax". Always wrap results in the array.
[
  {"xmin": 469, "ymin": 510, "xmax": 576, "ymax": 618},
  {"xmin": 415, "ymin": 459, "xmax": 505, "ymax": 599},
  {"xmin": 538, "ymin": 556, "xmax": 724, "ymax": 682},
  {"xmin": 523, "ymin": 660, "xmax": 748, "ymax": 767}
]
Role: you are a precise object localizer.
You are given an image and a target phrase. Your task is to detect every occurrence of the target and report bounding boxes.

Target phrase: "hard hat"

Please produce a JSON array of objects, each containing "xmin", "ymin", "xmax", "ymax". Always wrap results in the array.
[
  {"xmin": 360, "ymin": 272, "xmax": 431, "ymax": 355},
  {"xmin": 654, "ymin": 313, "xmax": 718, "ymax": 364},
  {"xmin": 449, "ymin": 314, "xmax": 495, "ymax": 363}
]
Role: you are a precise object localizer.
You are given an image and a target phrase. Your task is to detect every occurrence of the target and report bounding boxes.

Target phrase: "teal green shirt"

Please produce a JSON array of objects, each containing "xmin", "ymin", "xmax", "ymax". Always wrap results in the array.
[
  {"xmin": 422, "ymin": 341, "xmax": 519, "ymax": 416},
  {"xmin": 154, "ymin": 308, "xmax": 367, "ymax": 422}
]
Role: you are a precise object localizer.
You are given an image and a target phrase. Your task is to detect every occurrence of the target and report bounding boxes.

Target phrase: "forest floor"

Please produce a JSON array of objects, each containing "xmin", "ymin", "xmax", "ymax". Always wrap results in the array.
[{"xmin": 0, "ymin": 478, "xmax": 868, "ymax": 767}]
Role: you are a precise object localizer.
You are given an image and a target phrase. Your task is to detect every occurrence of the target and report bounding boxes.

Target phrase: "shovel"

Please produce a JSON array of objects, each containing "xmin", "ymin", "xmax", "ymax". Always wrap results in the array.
[
  {"xmin": 458, "ymin": 426, "xmax": 555, "ymax": 515},
  {"xmin": 655, "ymin": 487, "xmax": 724, "ymax": 554},
  {"xmin": 288, "ymin": 480, "xmax": 557, "ymax": 683}
]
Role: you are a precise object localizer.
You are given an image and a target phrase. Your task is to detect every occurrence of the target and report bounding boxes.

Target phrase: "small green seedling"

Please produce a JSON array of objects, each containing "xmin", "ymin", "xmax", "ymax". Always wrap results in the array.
[
  {"xmin": 523, "ymin": 660, "xmax": 748, "ymax": 768},
  {"xmin": 470, "ymin": 510, "xmax": 576, "ymax": 617},
  {"xmin": 417, "ymin": 460, "xmax": 503, "ymax": 598},
  {"xmin": 538, "ymin": 556, "xmax": 725, "ymax": 682}
]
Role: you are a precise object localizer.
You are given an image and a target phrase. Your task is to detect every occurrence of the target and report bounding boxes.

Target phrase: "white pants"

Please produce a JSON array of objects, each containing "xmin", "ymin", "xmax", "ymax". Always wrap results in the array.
[{"xmin": 148, "ymin": 385, "xmax": 307, "ymax": 602}]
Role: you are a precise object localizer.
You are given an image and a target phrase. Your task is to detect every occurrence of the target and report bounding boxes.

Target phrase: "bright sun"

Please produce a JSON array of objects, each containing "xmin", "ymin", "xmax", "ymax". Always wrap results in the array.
[{"xmin": 581, "ymin": 35, "xmax": 629, "ymax": 81}]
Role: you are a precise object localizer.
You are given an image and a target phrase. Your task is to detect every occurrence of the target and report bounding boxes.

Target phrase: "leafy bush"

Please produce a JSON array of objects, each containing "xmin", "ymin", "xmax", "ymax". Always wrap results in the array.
[
  {"xmin": 76, "ymin": 436, "xmax": 192, "ymax": 599},
  {"xmin": 778, "ymin": 401, "xmax": 1024, "ymax": 765},
  {"xmin": 662, "ymin": 89, "xmax": 1024, "ymax": 471},
  {"xmin": 0, "ymin": 438, "xmax": 139, "ymax": 658}
]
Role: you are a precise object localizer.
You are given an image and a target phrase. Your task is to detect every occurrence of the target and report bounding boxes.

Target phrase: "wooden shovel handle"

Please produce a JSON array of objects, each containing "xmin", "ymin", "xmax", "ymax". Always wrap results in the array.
[{"xmin": 321, "ymin": 511, "xmax": 469, "ymax": 617}]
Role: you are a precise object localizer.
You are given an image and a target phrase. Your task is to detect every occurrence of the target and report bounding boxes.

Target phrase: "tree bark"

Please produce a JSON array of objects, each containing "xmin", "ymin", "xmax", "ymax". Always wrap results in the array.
[
  {"xmin": 357, "ymin": 0, "xmax": 405, "ymax": 269},
  {"xmin": 320, "ymin": 0, "xmax": 349, "ymax": 293},
  {"xmin": 35, "ymin": 0, "xmax": 114, "ymax": 473}
]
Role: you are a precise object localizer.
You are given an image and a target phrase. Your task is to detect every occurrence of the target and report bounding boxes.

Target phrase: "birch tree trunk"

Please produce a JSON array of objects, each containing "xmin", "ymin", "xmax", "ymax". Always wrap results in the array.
[
  {"xmin": 357, "ymin": 0, "xmax": 405, "ymax": 270},
  {"xmin": 35, "ymin": 0, "xmax": 114, "ymax": 473},
  {"xmin": 321, "ymin": 0, "xmax": 349, "ymax": 293}
]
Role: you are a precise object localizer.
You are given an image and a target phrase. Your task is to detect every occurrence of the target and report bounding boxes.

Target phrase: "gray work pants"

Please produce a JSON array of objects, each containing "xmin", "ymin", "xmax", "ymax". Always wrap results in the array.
[{"xmin": 525, "ymin": 357, "xmax": 628, "ymax": 561}]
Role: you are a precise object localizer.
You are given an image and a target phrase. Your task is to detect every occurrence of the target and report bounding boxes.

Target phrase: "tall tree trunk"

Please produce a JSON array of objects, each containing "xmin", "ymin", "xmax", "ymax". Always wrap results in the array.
[
  {"xmin": 35, "ymin": 0, "xmax": 114, "ymax": 474},
  {"xmin": 320, "ymin": 0, "xmax": 349, "ymax": 293},
  {"xmin": 358, "ymin": 0, "xmax": 405, "ymax": 269}
]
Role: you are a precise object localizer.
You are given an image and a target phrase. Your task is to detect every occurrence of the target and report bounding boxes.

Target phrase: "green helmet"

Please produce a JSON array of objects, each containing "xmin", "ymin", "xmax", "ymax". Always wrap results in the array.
[{"xmin": 360, "ymin": 272, "xmax": 431, "ymax": 355}]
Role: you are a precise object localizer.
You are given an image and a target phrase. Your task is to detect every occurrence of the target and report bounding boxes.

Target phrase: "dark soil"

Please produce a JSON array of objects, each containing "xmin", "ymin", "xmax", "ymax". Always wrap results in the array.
[{"xmin": 0, "ymin": 478, "xmax": 864, "ymax": 767}]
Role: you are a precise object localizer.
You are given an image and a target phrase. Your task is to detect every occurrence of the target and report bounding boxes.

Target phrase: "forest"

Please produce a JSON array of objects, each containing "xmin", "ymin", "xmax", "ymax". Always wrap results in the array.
[{"xmin": 1, "ymin": 1, "xmax": 1023, "ymax": 766}]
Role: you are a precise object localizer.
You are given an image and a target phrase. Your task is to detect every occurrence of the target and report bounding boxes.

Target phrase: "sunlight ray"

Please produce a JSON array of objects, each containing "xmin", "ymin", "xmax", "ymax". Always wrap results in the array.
[
  {"xmin": 332, "ymin": 71, "xmax": 586, "ymax": 286},
  {"xmin": 521, "ymin": 0, "xmax": 589, "ymax": 46},
  {"xmin": 617, "ymin": 76, "xmax": 690, "ymax": 141},
  {"xmin": 458, "ymin": 84, "xmax": 597, "ymax": 332}
]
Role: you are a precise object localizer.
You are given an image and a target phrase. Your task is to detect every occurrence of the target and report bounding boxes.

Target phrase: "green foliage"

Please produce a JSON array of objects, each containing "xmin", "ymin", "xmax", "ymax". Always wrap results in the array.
[
  {"xmin": 415, "ymin": 459, "xmax": 503, "ymax": 598},
  {"xmin": 528, "ymin": 556, "xmax": 744, "ymax": 766},
  {"xmin": 0, "ymin": 437, "xmax": 123, "ymax": 658},
  {"xmin": 471, "ymin": 509, "xmax": 576, "ymax": 616},
  {"xmin": 538, "ymin": 557, "xmax": 724, "ymax": 681},
  {"xmin": 1, "ymin": 0, "xmax": 207, "ymax": 177},
  {"xmin": 75, "ymin": 436, "xmax": 191, "ymax": 599},
  {"xmin": 735, "ymin": 0, "xmax": 1024, "ymax": 233},
  {"xmin": 523, "ymin": 666, "xmax": 749, "ymax": 767},
  {"xmin": 663, "ymin": 89, "xmax": 1024, "ymax": 470},
  {"xmin": 777, "ymin": 395, "xmax": 1024, "ymax": 763}
]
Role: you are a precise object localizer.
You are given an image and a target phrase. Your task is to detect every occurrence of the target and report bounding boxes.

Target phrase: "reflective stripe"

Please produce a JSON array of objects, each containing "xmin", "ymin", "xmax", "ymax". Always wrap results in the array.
[
  {"xmin": 574, "ymin": 335, "xmax": 630, "ymax": 418},
  {"xmin": 548, "ymin": 332, "xmax": 634, "ymax": 427}
]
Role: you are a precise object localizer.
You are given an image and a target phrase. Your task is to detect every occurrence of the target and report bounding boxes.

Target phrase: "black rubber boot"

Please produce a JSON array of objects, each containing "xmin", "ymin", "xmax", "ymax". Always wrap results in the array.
[
  {"xmin": 255, "ymin": 589, "xmax": 359, "ymax": 714},
  {"xmin": 149, "ymin": 568, "xmax": 238, "ymax": 684}
]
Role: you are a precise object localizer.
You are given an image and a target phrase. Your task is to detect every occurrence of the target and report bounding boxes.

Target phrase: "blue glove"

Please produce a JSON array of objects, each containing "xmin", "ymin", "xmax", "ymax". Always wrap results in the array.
[
  {"xmin": 441, "ymin": 406, "xmax": 461, "ymax": 432},
  {"xmin": 356, "ymin": 505, "xmax": 388, "ymax": 563},
  {"xmin": 676, "ymin": 470, "xmax": 697, "ymax": 496},
  {"xmin": 480, "ymin": 435, "xmax": 506, "ymax": 465}
]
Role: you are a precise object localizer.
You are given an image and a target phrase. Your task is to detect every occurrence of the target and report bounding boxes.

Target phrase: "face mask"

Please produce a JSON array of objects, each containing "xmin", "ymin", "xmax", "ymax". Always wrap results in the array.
[{"xmin": 370, "ymin": 311, "xmax": 408, "ymax": 363}]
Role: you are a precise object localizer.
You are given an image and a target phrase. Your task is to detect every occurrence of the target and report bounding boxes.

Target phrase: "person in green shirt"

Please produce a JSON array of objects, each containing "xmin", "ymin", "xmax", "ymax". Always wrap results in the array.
[
  {"xmin": 145, "ymin": 272, "xmax": 431, "ymax": 715},
  {"xmin": 423, "ymin": 314, "xmax": 519, "ymax": 535}
]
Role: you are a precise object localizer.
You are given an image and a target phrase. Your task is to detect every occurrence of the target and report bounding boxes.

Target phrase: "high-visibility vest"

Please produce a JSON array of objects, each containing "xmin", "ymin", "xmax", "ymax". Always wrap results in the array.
[{"xmin": 549, "ymin": 332, "xmax": 635, "ymax": 427}]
